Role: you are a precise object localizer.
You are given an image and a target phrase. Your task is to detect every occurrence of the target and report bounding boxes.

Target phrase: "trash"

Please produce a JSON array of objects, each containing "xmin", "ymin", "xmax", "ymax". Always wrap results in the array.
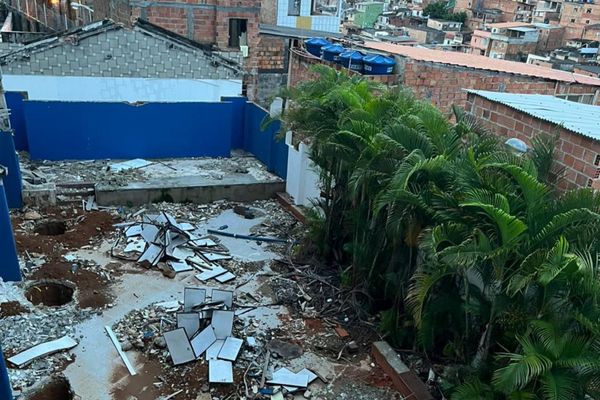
[
  {"xmin": 209, "ymin": 359, "xmax": 234, "ymax": 384},
  {"xmin": 7, "ymin": 336, "xmax": 78, "ymax": 368},
  {"xmin": 233, "ymin": 205, "xmax": 256, "ymax": 219},
  {"xmin": 163, "ymin": 328, "xmax": 196, "ymax": 365},
  {"xmin": 105, "ymin": 326, "xmax": 137, "ymax": 375},
  {"xmin": 195, "ymin": 266, "xmax": 228, "ymax": 282},
  {"xmin": 268, "ymin": 370, "xmax": 309, "ymax": 388},
  {"xmin": 211, "ymin": 289, "xmax": 234, "ymax": 308},
  {"xmin": 247, "ymin": 336, "xmax": 258, "ymax": 347},
  {"xmin": 168, "ymin": 261, "xmax": 193, "ymax": 273},
  {"xmin": 215, "ymin": 272, "xmax": 236, "ymax": 283}
]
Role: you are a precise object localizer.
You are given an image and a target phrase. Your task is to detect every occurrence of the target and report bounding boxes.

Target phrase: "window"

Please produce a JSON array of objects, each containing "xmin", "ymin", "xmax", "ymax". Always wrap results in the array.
[
  {"xmin": 574, "ymin": 7, "xmax": 578, "ymax": 11},
  {"xmin": 587, "ymin": 8, "xmax": 592, "ymax": 13},
  {"xmin": 228, "ymin": 19, "xmax": 247, "ymax": 48},
  {"xmin": 586, "ymin": 20, "xmax": 590, "ymax": 24},
  {"xmin": 594, "ymin": 154, "xmax": 600, "ymax": 166},
  {"xmin": 570, "ymin": 18, "xmax": 576, "ymax": 23},
  {"xmin": 311, "ymin": 0, "xmax": 338, "ymax": 15},
  {"xmin": 288, "ymin": 0, "xmax": 300, "ymax": 16}
]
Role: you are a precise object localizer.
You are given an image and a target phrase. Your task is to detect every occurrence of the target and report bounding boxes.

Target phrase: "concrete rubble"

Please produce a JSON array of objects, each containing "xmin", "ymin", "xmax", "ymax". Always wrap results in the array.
[{"xmin": 2, "ymin": 198, "xmax": 403, "ymax": 399}]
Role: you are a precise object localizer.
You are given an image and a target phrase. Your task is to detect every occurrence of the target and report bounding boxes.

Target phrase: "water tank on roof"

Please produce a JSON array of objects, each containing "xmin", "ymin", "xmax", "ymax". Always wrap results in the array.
[
  {"xmin": 363, "ymin": 54, "xmax": 396, "ymax": 75},
  {"xmin": 322, "ymin": 44, "xmax": 346, "ymax": 62},
  {"xmin": 304, "ymin": 38, "xmax": 331, "ymax": 58},
  {"xmin": 339, "ymin": 50, "xmax": 365, "ymax": 72}
]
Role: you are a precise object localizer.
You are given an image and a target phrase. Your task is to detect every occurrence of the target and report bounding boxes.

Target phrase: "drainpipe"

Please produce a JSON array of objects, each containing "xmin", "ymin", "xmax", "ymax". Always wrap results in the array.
[
  {"xmin": 0, "ymin": 165, "xmax": 21, "ymax": 282},
  {"xmin": 0, "ymin": 344, "xmax": 13, "ymax": 399}
]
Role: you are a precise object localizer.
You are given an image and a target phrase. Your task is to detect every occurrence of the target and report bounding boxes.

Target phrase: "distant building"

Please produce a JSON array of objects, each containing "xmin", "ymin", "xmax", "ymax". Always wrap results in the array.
[
  {"xmin": 426, "ymin": 18, "xmax": 463, "ymax": 32},
  {"xmin": 559, "ymin": 2, "xmax": 600, "ymax": 44},
  {"xmin": 352, "ymin": 2, "xmax": 386, "ymax": 29},
  {"xmin": 574, "ymin": 64, "xmax": 600, "ymax": 78},
  {"xmin": 534, "ymin": 23, "xmax": 565, "ymax": 53},
  {"xmin": 276, "ymin": 0, "xmax": 343, "ymax": 32},
  {"xmin": 532, "ymin": 0, "xmax": 562, "ymax": 24},
  {"xmin": 454, "ymin": 0, "xmax": 534, "ymax": 24},
  {"xmin": 469, "ymin": 22, "xmax": 539, "ymax": 61},
  {"xmin": 405, "ymin": 26, "xmax": 447, "ymax": 44}
]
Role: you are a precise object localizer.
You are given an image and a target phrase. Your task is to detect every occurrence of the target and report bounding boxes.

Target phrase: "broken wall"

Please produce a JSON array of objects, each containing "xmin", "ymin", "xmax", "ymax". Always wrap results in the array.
[{"xmin": 5, "ymin": 92, "xmax": 28, "ymax": 152}]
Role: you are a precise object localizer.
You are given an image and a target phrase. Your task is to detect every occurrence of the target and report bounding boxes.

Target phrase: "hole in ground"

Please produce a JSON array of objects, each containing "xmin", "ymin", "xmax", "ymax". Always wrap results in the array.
[
  {"xmin": 28, "ymin": 376, "xmax": 74, "ymax": 400},
  {"xmin": 34, "ymin": 220, "xmax": 67, "ymax": 236},
  {"xmin": 25, "ymin": 281, "xmax": 75, "ymax": 307}
]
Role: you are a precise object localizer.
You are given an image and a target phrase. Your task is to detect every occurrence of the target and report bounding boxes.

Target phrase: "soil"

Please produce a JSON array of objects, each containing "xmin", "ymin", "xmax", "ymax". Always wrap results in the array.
[
  {"xmin": 304, "ymin": 317, "xmax": 325, "ymax": 332},
  {"xmin": 27, "ymin": 377, "xmax": 73, "ymax": 400},
  {"xmin": 25, "ymin": 281, "xmax": 75, "ymax": 307},
  {"xmin": 0, "ymin": 301, "xmax": 29, "ymax": 318},
  {"xmin": 13, "ymin": 209, "xmax": 117, "ymax": 262},
  {"xmin": 111, "ymin": 354, "xmax": 241, "ymax": 400},
  {"xmin": 30, "ymin": 262, "xmax": 112, "ymax": 308}
]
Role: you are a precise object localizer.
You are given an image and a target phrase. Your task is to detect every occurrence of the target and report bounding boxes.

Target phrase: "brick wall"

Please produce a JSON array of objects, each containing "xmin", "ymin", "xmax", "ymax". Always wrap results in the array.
[
  {"xmin": 559, "ymin": 2, "xmax": 600, "ymax": 42},
  {"xmin": 399, "ymin": 60, "xmax": 600, "ymax": 111},
  {"xmin": 466, "ymin": 93, "xmax": 600, "ymax": 191},
  {"xmin": 289, "ymin": 49, "xmax": 600, "ymax": 111}
]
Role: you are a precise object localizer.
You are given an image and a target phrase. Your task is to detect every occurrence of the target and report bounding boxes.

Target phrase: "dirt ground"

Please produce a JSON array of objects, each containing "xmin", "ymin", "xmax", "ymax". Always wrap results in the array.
[{"xmin": 0, "ymin": 301, "xmax": 29, "ymax": 318}]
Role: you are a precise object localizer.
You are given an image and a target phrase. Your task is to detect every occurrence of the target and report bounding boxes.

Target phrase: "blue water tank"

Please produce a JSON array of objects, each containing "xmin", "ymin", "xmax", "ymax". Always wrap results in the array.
[
  {"xmin": 322, "ymin": 44, "xmax": 346, "ymax": 62},
  {"xmin": 363, "ymin": 54, "xmax": 396, "ymax": 75},
  {"xmin": 339, "ymin": 50, "xmax": 364, "ymax": 72},
  {"xmin": 305, "ymin": 38, "xmax": 331, "ymax": 58}
]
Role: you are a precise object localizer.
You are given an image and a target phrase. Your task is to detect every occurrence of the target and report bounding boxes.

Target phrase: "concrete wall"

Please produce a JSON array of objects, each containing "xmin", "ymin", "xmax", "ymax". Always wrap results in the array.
[
  {"xmin": 3, "ymin": 76, "xmax": 242, "ymax": 102},
  {"xmin": 23, "ymin": 101, "xmax": 235, "ymax": 160},
  {"xmin": 466, "ymin": 93, "xmax": 600, "ymax": 191},
  {"xmin": 285, "ymin": 131, "xmax": 320, "ymax": 206}
]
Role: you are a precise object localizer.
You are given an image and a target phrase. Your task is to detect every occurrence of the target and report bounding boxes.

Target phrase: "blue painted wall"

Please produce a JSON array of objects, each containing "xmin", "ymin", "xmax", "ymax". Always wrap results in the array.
[
  {"xmin": 242, "ymin": 103, "xmax": 288, "ymax": 179},
  {"xmin": 0, "ymin": 179, "xmax": 21, "ymax": 282},
  {"xmin": 0, "ymin": 343, "xmax": 13, "ymax": 400},
  {"xmin": 0, "ymin": 132, "xmax": 23, "ymax": 209},
  {"xmin": 222, "ymin": 96, "xmax": 247, "ymax": 149},
  {"xmin": 5, "ymin": 92, "xmax": 29, "ymax": 151},
  {"xmin": 23, "ymin": 101, "xmax": 235, "ymax": 160}
]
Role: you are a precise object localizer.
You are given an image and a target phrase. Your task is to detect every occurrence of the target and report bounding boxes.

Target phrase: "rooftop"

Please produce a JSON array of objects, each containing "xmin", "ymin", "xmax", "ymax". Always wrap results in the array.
[
  {"xmin": 360, "ymin": 41, "xmax": 600, "ymax": 86},
  {"xmin": 486, "ymin": 22, "xmax": 534, "ymax": 29},
  {"xmin": 259, "ymin": 24, "xmax": 343, "ymax": 39},
  {"xmin": 466, "ymin": 90, "xmax": 600, "ymax": 141}
]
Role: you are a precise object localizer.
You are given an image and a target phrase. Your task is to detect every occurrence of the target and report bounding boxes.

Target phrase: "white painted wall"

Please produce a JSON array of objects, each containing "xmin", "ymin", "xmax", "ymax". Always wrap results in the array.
[
  {"xmin": 285, "ymin": 131, "xmax": 321, "ymax": 206},
  {"xmin": 3, "ymin": 75, "xmax": 243, "ymax": 102}
]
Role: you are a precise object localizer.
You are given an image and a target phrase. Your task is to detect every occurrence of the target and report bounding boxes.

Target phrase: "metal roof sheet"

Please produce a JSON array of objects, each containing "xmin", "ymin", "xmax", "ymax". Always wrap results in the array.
[
  {"xmin": 466, "ymin": 90, "xmax": 600, "ymax": 141},
  {"xmin": 360, "ymin": 41, "xmax": 600, "ymax": 86}
]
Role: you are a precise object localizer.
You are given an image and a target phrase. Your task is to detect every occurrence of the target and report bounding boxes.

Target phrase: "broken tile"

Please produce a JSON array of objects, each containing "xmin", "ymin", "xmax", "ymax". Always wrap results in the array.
[
  {"xmin": 172, "ymin": 247, "xmax": 195, "ymax": 261},
  {"xmin": 163, "ymin": 329, "xmax": 196, "ymax": 366},
  {"xmin": 124, "ymin": 237, "xmax": 146, "ymax": 253},
  {"xmin": 125, "ymin": 224, "xmax": 143, "ymax": 237},
  {"xmin": 168, "ymin": 260, "xmax": 193, "ymax": 273},
  {"xmin": 176, "ymin": 313, "xmax": 200, "ymax": 338},
  {"xmin": 211, "ymin": 289, "xmax": 233, "ymax": 308},
  {"xmin": 183, "ymin": 287, "xmax": 206, "ymax": 312},
  {"xmin": 215, "ymin": 272, "xmax": 236, "ymax": 283},
  {"xmin": 209, "ymin": 359, "xmax": 233, "ymax": 384},
  {"xmin": 190, "ymin": 326, "xmax": 217, "ymax": 358},
  {"xmin": 205, "ymin": 339, "xmax": 225, "ymax": 361},
  {"xmin": 140, "ymin": 224, "xmax": 160, "ymax": 243},
  {"xmin": 8, "ymin": 336, "xmax": 78, "ymax": 368},
  {"xmin": 137, "ymin": 243, "xmax": 164, "ymax": 266},
  {"xmin": 211, "ymin": 310, "xmax": 234, "ymax": 340},
  {"xmin": 268, "ymin": 372, "xmax": 309, "ymax": 388},
  {"xmin": 202, "ymin": 252, "xmax": 233, "ymax": 261},
  {"xmin": 217, "ymin": 337, "xmax": 243, "ymax": 361},
  {"xmin": 195, "ymin": 266, "xmax": 227, "ymax": 282}
]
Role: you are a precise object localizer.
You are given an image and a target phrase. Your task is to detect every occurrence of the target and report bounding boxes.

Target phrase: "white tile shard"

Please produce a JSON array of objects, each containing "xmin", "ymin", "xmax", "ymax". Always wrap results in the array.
[{"xmin": 8, "ymin": 336, "xmax": 78, "ymax": 368}]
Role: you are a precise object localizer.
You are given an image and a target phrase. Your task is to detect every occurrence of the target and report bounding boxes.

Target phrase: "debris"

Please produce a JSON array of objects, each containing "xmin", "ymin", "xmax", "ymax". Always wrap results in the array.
[
  {"xmin": 209, "ymin": 359, "xmax": 234, "ymax": 384},
  {"xmin": 347, "ymin": 341, "xmax": 359, "ymax": 354},
  {"xmin": 206, "ymin": 339, "xmax": 225, "ymax": 361},
  {"xmin": 23, "ymin": 210, "xmax": 43, "ymax": 220},
  {"xmin": 233, "ymin": 205, "xmax": 256, "ymax": 219},
  {"xmin": 267, "ymin": 339, "xmax": 303, "ymax": 360},
  {"xmin": 183, "ymin": 287, "xmax": 206, "ymax": 312},
  {"xmin": 109, "ymin": 158, "xmax": 153, "ymax": 172},
  {"xmin": 334, "ymin": 327, "xmax": 350, "ymax": 338},
  {"xmin": 207, "ymin": 229, "xmax": 290, "ymax": 244},
  {"xmin": 7, "ymin": 336, "xmax": 78, "ymax": 368},
  {"xmin": 163, "ymin": 328, "xmax": 196, "ymax": 365},
  {"xmin": 212, "ymin": 310, "xmax": 234, "ymax": 340},
  {"xmin": 190, "ymin": 326, "xmax": 217, "ymax": 358},
  {"xmin": 217, "ymin": 337, "xmax": 243, "ymax": 361},
  {"xmin": 105, "ymin": 326, "xmax": 137, "ymax": 376},
  {"xmin": 177, "ymin": 312, "xmax": 201, "ymax": 338},
  {"xmin": 268, "ymin": 369, "xmax": 309, "ymax": 388},
  {"xmin": 211, "ymin": 289, "xmax": 234, "ymax": 308}
]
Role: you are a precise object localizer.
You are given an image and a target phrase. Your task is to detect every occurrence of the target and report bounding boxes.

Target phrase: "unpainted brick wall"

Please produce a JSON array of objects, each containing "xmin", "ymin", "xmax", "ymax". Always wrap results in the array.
[
  {"xmin": 467, "ymin": 93, "xmax": 600, "ymax": 191},
  {"xmin": 399, "ymin": 60, "xmax": 600, "ymax": 111}
]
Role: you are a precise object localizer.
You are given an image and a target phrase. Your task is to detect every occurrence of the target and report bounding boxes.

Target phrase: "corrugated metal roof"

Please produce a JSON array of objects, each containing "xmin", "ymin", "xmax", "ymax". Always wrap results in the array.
[
  {"xmin": 360, "ymin": 41, "xmax": 600, "ymax": 86},
  {"xmin": 466, "ymin": 90, "xmax": 600, "ymax": 142}
]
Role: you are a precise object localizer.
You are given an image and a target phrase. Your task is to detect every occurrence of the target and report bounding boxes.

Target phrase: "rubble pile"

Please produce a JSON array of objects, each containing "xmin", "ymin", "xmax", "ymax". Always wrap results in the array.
[
  {"xmin": 112, "ymin": 210, "xmax": 238, "ymax": 282},
  {"xmin": 112, "ymin": 288, "xmax": 319, "ymax": 398}
]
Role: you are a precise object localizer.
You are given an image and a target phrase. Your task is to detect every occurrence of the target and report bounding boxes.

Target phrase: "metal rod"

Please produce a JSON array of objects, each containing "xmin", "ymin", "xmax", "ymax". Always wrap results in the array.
[{"xmin": 206, "ymin": 229, "xmax": 291, "ymax": 244}]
